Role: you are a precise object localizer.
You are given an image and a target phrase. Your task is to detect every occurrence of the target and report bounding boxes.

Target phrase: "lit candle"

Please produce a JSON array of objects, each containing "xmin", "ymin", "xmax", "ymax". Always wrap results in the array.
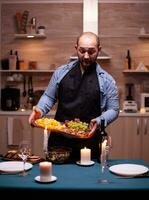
[
  {"xmin": 43, "ymin": 127, "xmax": 48, "ymax": 152},
  {"xmin": 80, "ymin": 147, "xmax": 91, "ymax": 164},
  {"xmin": 39, "ymin": 161, "xmax": 52, "ymax": 181},
  {"xmin": 101, "ymin": 139, "xmax": 107, "ymax": 155},
  {"xmin": 140, "ymin": 107, "xmax": 146, "ymax": 113}
]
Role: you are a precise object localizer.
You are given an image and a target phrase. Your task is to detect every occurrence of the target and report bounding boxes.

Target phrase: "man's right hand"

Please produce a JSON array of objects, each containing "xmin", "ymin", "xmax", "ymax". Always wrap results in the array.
[{"xmin": 28, "ymin": 106, "xmax": 42, "ymax": 126}]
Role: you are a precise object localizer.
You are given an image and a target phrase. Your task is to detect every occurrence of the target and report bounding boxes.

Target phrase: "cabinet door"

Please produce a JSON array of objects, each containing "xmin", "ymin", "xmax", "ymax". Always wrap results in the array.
[
  {"xmin": 107, "ymin": 117, "xmax": 125, "ymax": 159},
  {"xmin": 122, "ymin": 117, "xmax": 142, "ymax": 159},
  {"xmin": 141, "ymin": 117, "xmax": 149, "ymax": 164},
  {"xmin": 0, "ymin": 116, "xmax": 8, "ymax": 155},
  {"xmin": 31, "ymin": 127, "xmax": 45, "ymax": 157},
  {"xmin": 107, "ymin": 116, "xmax": 142, "ymax": 160},
  {"xmin": 0, "ymin": 115, "xmax": 32, "ymax": 155}
]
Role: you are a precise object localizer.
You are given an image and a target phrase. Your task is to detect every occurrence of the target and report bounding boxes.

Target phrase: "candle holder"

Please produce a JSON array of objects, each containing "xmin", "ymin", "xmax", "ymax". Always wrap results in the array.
[
  {"xmin": 43, "ymin": 128, "xmax": 50, "ymax": 160},
  {"xmin": 76, "ymin": 147, "xmax": 95, "ymax": 166}
]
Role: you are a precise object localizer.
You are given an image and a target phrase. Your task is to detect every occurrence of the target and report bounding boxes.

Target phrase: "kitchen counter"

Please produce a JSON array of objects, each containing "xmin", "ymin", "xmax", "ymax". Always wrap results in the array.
[
  {"xmin": 0, "ymin": 110, "xmax": 56, "ymax": 117},
  {"xmin": 0, "ymin": 110, "xmax": 149, "ymax": 117},
  {"xmin": 119, "ymin": 111, "xmax": 149, "ymax": 117}
]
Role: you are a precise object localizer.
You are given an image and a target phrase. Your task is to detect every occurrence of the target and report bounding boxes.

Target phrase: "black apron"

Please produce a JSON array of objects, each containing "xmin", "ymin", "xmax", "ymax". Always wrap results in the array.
[{"xmin": 48, "ymin": 62, "xmax": 102, "ymax": 161}]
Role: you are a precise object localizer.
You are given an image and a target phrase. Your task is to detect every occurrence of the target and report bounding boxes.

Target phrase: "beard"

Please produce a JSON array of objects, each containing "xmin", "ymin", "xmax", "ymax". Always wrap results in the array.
[{"xmin": 80, "ymin": 59, "xmax": 93, "ymax": 70}]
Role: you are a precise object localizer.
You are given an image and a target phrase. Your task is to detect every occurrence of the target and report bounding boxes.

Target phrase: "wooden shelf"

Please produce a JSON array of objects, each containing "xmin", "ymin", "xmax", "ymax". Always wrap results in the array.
[
  {"xmin": 14, "ymin": 33, "xmax": 46, "ymax": 39},
  {"xmin": 0, "ymin": 69, "xmax": 54, "ymax": 73},
  {"xmin": 70, "ymin": 55, "xmax": 111, "ymax": 60},
  {"xmin": 138, "ymin": 33, "xmax": 149, "ymax": 39},
  {"xmin": 123, "ymin": 69, "xmax": 149, "ymax": 73},
  {"xmin": 70, "ymin": 50, "xmax": 111, "ymax": 60}
]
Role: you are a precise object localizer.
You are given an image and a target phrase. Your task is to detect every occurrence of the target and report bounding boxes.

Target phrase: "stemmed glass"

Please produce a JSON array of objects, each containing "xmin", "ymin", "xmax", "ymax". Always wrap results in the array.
[{"xmin": 18, "ymin": 140, "xmax": 31, "ymax": 176}]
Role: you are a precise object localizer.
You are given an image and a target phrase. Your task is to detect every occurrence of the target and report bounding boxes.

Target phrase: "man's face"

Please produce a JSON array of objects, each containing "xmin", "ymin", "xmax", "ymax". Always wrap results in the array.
[{"xmin": 75, "ymin": 35, "xmax": 101, "ymax": 70}]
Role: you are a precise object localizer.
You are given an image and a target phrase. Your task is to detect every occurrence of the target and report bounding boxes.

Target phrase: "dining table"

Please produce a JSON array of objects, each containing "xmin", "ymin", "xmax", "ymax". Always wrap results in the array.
[{"xmin": 0, "ymin": 158, "xmax": 149, "ymax": 197}]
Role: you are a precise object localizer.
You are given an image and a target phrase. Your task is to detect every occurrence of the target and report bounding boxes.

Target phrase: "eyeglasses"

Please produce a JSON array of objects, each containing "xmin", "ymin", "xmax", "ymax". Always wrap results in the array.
[{"xmin": 78, "ymin": 47, "xmax": 97, "ymax": 55}]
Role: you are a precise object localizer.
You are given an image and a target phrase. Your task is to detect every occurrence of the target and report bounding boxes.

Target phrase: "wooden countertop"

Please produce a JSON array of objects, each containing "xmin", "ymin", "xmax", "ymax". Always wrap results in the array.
[{"xmin": 0, "ymin": 110, "xmax": 149, "ymax": 117}]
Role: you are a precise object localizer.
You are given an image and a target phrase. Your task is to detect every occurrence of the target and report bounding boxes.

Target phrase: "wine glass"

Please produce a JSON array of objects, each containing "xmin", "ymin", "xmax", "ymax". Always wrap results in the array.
[{"xmin": 18, "ymin": 140, "xmax": 31, "ymax": 176}]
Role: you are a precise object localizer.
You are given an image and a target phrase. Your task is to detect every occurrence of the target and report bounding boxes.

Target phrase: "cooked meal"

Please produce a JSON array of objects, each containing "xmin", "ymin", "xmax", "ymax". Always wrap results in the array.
[
  {"xmin": 35, "ymin": 118, "xmax": 66, "ymax": 130},
  {"xmin": 35, "ymin": 118, "xmax": 92, "ymax": 138}
]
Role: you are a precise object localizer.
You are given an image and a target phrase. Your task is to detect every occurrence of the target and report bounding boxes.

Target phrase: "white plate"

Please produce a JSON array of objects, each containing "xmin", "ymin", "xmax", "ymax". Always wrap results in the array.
[
  {"xmin": 109, "ymin": 164, "xmax": 149, "ymax": 177},
  {"xmin": 0, "ymin": 161, "xmax": 33, "ymax": 174},
  {"xmin": 76, "ymin": 160, "xmax": 95, "ymax": 166},
  {"xmin": 35, "ymin": 175, "xmax": 57, "ymax": 183}
]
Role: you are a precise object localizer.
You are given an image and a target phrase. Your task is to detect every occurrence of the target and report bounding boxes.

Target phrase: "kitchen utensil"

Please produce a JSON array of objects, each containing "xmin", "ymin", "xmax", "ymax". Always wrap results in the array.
[
  {"xmin": 27, "ymin": 76, "xmax": 34, "ymax": 109},
  {"xmin": 22, "ymin": 76, "xmax": 26, "ymax": 97},
  {"xmin": 123, "ymin": 83, "xmax": 138, "ymax": 112},
  {"xmin": 33, "ymin": 90, "xmax": 44, "ymax": 105}
]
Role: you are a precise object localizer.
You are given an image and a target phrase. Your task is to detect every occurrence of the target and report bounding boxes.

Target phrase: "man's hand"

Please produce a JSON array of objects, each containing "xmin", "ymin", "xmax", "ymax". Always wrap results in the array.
[
  {"xmin": 89, "ymin": 118, "xmax": 99, "ymax": 136},
  {"xmin": 28, "ymin": 106, "xmax": 42, "ymax": 126}
]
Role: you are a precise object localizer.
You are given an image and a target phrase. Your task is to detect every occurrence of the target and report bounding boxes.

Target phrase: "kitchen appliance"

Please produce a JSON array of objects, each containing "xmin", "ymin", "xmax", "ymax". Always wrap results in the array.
[
  {"xmin": 123, "ymin": 84, "xmax": 138, "ymax": 113},
  {"xmin": 1, "ymin": 87, "xmax": 20, "ymax": 111},
  {"xmin": 140, "ymin": 93, "xmax": 149, "ymax": 112}
]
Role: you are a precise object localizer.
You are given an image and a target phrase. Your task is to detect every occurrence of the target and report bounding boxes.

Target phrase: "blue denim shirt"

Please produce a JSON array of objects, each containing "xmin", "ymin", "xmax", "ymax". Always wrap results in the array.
[{"xmin": 37, "ymin": 60, "xmax": 119, "ymax": 126}]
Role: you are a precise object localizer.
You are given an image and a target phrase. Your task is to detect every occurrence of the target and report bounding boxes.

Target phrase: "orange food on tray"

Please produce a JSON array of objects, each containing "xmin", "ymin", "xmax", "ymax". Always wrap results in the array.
[
  {"xmin": 35, "ymin": 118, "xmax": 66, "ymax": 130},
  {"xmin": 35, "ymin": 118, "xmax": 93, "ymax": 139}
]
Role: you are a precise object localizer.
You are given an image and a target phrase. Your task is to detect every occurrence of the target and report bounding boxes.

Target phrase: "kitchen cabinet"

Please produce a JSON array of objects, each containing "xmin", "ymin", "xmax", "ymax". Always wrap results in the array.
[
  {"xmin": 107, "ymin": 115, "xmax": 149, "ymax": 164},
  {"xmin": 0, "ymin": 115, "xmax": 32, "ymax": 156},
  {"xmin": 0, "ymin": 112, "xmax": 149, "ymax": 163},
  {"xmin": 0, "ymin": 111, "xmax": 55, "ymax": 158}
]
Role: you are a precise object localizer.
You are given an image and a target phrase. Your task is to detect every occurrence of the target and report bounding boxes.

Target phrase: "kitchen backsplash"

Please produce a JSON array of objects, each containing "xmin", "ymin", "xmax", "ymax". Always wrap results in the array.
[{"xmin": 0, "ymin": 2, "xmax": 149, "ymax": 110}]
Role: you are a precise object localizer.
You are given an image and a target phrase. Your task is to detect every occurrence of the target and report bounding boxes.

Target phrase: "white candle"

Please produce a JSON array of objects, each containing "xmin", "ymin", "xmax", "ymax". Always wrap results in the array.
[
  {"xmin": 43, "ymin": 127, "xmax": 48, "ymax": 152},
  {"xmin": 39, "ymin": 161, "xmax": 52, "ymax": 181},
  {"xmin": 80, "ymin": 147, "xmax": 91, "ymax": 164},
  {"xmin": 101, "ymin": 139, "xmax": 107, "ymax": 155}
]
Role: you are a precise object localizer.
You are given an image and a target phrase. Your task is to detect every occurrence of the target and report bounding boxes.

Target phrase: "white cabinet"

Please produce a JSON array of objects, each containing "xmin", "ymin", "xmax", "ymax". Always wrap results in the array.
[{"xmin": 107, "ymin": 115, "xmax": 149, "ymax": 164}]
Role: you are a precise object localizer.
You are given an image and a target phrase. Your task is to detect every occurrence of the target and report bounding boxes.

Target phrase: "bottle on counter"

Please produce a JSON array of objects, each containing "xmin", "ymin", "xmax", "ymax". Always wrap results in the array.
[
  {"xmin": 30, "ymin": 17, "xmax": 37, "ymax": 34},
  {"xmin": 15, "ymin": 51, "xmax": 20, "ymax": 70},
  {"xmin": 99, "ymin": 119, "xmax": 112, "ymax": 163},
  {"xmin": 125, "ymin": 49, "xmax": 131, "ymax": 70},
  {"xmin": 9, "ymin": 50, "xmax": 16, "ymax": 70},
  {"xmin": 100, "ymin": 119, "xmax": 108, "ymax": 147}
]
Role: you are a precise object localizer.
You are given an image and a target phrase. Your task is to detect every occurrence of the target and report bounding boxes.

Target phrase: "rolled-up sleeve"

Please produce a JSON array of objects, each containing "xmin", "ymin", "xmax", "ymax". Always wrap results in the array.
[{"xmin": 96, "ymin": 67, "xmax": 119, "ymax": 126}]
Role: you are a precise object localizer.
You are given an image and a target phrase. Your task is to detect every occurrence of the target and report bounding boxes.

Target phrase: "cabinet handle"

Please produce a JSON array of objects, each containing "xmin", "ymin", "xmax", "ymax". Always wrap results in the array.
[
  {"xmin": 137, "ymin": 118, "xmax": 140, "ymax": 135},
  {"xmin": 144, "ymin": 118, "xmax": 148, "ymax": 135}
]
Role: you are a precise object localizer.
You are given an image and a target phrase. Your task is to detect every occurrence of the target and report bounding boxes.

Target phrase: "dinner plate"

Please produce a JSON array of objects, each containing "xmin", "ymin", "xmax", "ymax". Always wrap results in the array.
[
  {"xmin": 35, "ymin": 175, "xmax": 57, "ymax": 183},
  {"xmin": 0, "ymin": 161, "xmax": 33, "ymax": 174},
  {"xmin": 76, "ymin": 160, "xmax": 95, "ymax": 166},
  {"xmin": 109, "ymin": 164, "xmax": 149, "ymax": 177}
]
